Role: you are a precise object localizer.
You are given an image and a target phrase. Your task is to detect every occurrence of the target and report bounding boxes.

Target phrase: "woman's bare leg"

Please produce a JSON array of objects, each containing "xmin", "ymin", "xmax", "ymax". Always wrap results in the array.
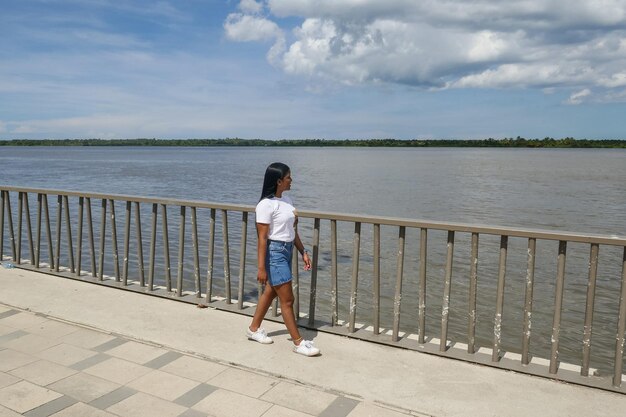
[
  {"xmin": 249, "ymin": 284, "xmax": 277, "ymax": 331},
  {"xmin": 273, "ymin": 282, "xmax": 302, "ymax": 344}
]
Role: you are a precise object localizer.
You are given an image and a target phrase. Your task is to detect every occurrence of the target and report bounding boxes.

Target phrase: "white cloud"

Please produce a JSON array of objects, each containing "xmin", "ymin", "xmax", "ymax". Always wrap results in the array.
[
  {"xmin": 0, "ymin": 121, "xmax": 6, "ymax": 133},
  {"xmin": 225, "ymin": 0, "xmax": 626, "ymax": 100},
  {"xmin": 599, "ymin": 72, "xmax": 626, "ymax": 88},
  {"xmin": 566, "ymin": 88, "xmax": 592, "ymax": 105},
  {"xmin": 224, "ymin": 13, "xmax": 283, "ymax": 42},
  {"xmin": 239, "ymin": 0, "xmax": 264, "ymax": 14}
]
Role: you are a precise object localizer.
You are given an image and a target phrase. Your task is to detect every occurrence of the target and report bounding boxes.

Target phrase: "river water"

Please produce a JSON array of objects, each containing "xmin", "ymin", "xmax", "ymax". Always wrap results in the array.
[{"xmin": 1, "ymin": 146, "xmax": 625, "ymax": 374}]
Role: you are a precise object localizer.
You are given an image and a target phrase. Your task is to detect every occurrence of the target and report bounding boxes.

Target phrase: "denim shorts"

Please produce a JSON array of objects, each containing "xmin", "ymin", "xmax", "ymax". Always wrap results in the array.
[{"xmin": 266, "ymin": 240, "xmax": 293, "ymax": 287}]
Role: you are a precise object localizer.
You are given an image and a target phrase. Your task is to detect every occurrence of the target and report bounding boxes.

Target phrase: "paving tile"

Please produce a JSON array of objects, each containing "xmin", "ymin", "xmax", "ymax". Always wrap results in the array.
[
  {"xmin": 91, "ymin": 337, "xmax": 128, "ymax": 352},
  {"xmin": 173, "ymin": 383, "xmax": 217, "ymax": 407},
  {"xmin": 263, "ymin": 405, "xmax": 316, "ymax": 417},
  {"xmin": 0, "ymin": 349, "xmax": 39, "ymax": 371},
  {"xmin": 105, "ymin": 340, "xmax": 168, "ymax": 365},
  {"xmin": 35, "ymin": 344, "xmax": 97, "ymax": 367},
  {"xmin": 23, "ymin": 395, "xmax": 76, "ymax": 417},
  {"xmin": 143, "ymin": 351, "xmax": 182, "ymax": 369},
  {"xmin": 160, "ymin": 355, "xmax": 227, "ymax": 382},
  {"xmin": 319, "ymin": 397, "xmax": 360, "ymax": 417},
  {"xmin": 192, "ymin": 389, "xmax": 272, "ymax": 417},
  {"xmin": 0, "ymin": 404, "xmax": 23, "ymax": 416},
  {"xmin": 59, "ymin": 329, "xmax": 116, "ymax": 350},
  {"xmin": 0, "ymin": 380, "xmax": 62, "ymax": 413},
  {"xmin": 49, "ymin": 402, "xmax": 118, "ymax": 417},
  {"xmin": 48, "ymin": 373, "xmax": 120, "ymax": 403},
  {"xmin": 0, "ymin": 323, "xmax": 18, "ymax": 336},
  {"xmin": 69, "ymin": 353, "xmax": 110, "ymax": 371},
  {"xmin": 2, "ymin": 333, "xmax": 63, "ymax": 354},
  {"xmin": 346, "ymin": 402, "xmax": 409, "ymax": 417},
  {"xmin": 0, "ymin": 310, "xmax": 19, "ymax": 320},
  {"xmin": 0, "ymin": 371, "xmax": 21, "ymax": 389},
  {"xmin": 0, "ymin": 312, "xmax": 48, "ymax": 329},
  {"xmin": 88, "ymin": 387, "xmax": 137, "ymax": 410},
  {"xmin": 209, "ymin": 367, "xmax": 278, "ymax": 398},
  {"xmin": 83, "ymin": 357, "xmax": 151, "ymax": 385},
  {"xmin": 179, "ymin": 408, "xmax": 207, "ymax": 417},
  {"xmin": 0, "ymin": 329, "xmax": 29, "ymax": 344},
  {"xmin": 9, "ymin": 360, "xmax": 77, "ymax": 386},
  {"xmin": 261, "ymin": 382, "xmax": 338, "ymax": 416},
  {"xmin": 126, "ymin": 369, "xmax": 200, "ymax": 401},
  {"xmin": 25, "ymin": 320, "xmax": 79, "ymax": 339},
  {"xmin": 106, "ymin": 392, "xmax": 187, "ymax": 417}
]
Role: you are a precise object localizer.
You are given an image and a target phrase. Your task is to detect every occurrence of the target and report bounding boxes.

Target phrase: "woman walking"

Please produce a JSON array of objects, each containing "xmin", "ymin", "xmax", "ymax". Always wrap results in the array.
[{"xmin": 246, "ymin": 162, "xmax": 321, "ymax": 356}]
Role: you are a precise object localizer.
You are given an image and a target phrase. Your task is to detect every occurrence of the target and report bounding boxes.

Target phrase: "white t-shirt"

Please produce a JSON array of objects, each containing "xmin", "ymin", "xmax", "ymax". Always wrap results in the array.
[{"xmin": 255, "ymin": 195, "xmax": 296, "ymax": 242}]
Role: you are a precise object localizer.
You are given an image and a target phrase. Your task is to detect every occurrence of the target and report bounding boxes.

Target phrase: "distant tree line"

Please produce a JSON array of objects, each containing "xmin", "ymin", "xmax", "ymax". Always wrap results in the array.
[{"xmin": 1, "ymin": 137, "xmax": 626, "ymax": 148}]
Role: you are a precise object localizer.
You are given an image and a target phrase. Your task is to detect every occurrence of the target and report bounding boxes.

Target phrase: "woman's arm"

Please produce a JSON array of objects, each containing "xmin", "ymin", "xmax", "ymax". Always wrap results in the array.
[
  {"xmin": 294, "ymin": 230, "xmax": 312, "ymax": 271},
  {"xmin": 257, "ymin": 223, "xmax": 270, "ymax": 284}
]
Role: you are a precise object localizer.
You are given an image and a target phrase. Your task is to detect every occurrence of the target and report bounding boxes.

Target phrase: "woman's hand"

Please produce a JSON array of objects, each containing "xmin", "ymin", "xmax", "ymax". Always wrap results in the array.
[
  {"xmin": 302, "ymin": 252, "xmax": 312, "ymax": 271},
  {"xmin": 257, "ymin": 267, "xmax": 268, "ymax": 285}
]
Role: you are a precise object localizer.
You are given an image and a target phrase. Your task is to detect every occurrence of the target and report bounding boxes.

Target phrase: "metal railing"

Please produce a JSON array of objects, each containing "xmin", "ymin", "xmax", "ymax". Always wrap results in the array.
[{"xmin": 1, "ymin": 186, "xmax": 625, "ymax": 393}]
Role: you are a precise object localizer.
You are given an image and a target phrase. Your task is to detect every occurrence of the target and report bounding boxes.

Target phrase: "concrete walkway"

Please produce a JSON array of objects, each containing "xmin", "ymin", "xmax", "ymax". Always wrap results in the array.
[{"xmin": 1, "ymin": 267, "xmax": 625, "ymax": 417}]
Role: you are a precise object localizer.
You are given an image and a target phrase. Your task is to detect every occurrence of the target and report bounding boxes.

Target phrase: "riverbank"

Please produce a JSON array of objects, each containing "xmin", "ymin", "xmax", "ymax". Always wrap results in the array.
[{"xmin": 2, "ymin": 138, "xmax": 626, "ymax": 148}]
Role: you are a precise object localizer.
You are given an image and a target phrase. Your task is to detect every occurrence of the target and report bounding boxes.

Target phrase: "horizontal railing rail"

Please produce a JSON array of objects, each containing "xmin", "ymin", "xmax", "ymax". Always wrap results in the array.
[{"xmin": 1, "ymin": 185, "xmax": 625, "ymax": 393}]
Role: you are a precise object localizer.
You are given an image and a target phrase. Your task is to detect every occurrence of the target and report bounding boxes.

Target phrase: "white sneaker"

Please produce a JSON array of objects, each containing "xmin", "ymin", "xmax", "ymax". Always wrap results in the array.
[
  {"xmin": 246, "ymin": 327, "xmax": 273, "ymax": 344},
  {"xmin": 293, "ymin": 340, "xmax": 320, "ymax": 356}
]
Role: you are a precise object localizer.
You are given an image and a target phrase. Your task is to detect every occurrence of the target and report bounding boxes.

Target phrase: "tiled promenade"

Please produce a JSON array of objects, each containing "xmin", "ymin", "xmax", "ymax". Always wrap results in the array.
[
  {"xmin": 1, "ymin": 266, "xmax": 625, "ymax": 417},
  {"xmin": 0, "ymin": 306, "xmax": 395, "ymax": 417}
]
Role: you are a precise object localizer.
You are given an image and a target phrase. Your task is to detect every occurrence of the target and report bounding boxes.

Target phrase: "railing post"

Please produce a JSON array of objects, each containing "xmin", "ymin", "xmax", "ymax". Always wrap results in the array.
[
  {"xmin": 5, "ymin": 192, "xmax": 16, "ymax": 262},
  {"xmin": 292, "ymin": 245, "xmax": 300, "ymax": 319},
  {"xmin": 492, "ymin": 235, "xmax": 508, "ymax": 362},
  {"xmin": 0, "ymin": 190, "xmax": 4, "ymax": 261},
  {"xmin": 613, "ymin": 247, "xmax": 626, "ymax": 387},
  {"xmin": 550, "ymin": 240, "xmax": 567, "ymax": 374},
  {"xmin": 17, "ymin": 192, "xmax": 22, "ymax": 264},
  {"xmin": 191, "ymin": 207, "xmax": 200, "ymax": 297},
  {"xmin": 23, "ymin": 193, "xmax": 34, "ymax": 265},
  {"xmin": 392, "ymin": 226, "xmax": 406, "ymax": 342},
  {"xmin": 206, "ymin": 208, "xmax": 216, "ymax": 303},
  {"xmin": 177, "ymin": 205, "xmax": 186, "ymax": 297},
  {"xmin": 109, "ymin": 199, "xmax": 119, "ymax": 280},
  {"xmin": 418, "ymin": 228, "xmax": 427, "ymax": 344},
  {"xmin": 135, "ymin": 202, "xmax": 145, "ymax": 286},
  {"xmin": 35, "ymin": 194, "xmax": 42, "ymax": 268},
  {"xmin": 522, "ymin": 238, "xmax": 536, "ymax": 365},
  {"xmin": 237, "ymin": 211, "xmax": 248, "ymax": 309},
  {"xmin": 331, "ymin": 219, "xmax": 338, "ymax": 326},
  {"xmin": 582, "ymin": 243, "xmax": 599, "ymax": 376},
  {"xmin": 307, "ymin": 218, "xmax": 320, "ymax": 326},
  {"xmin": 440, "ymin": 231, "xmax": 454, "ymax": 351},
  {"xmin": 123, "ymin": 201, "xmax": 131, "ymax": 285},
  {"xmin": 55, "ymin": 195, "xmax": 62, "ymax": 272},
  {"xmin": 76, "ymin": 197, "xmax": 84, "ymax": 276},
  {"xmin": 348, "ymin": 222, "xmax": 361, "ymax": 333},
  {"xmin": 221, "ymin": 209, "xmax": 231, "ymax": 303},
  {"xmin": 63, "ymin": 195, "xmax": 74, "ymax": 273},
  {"xmin": 468, "ymin": 232, "xmax": 479, "ymax": 354},
  {"xmin": 86, "ymin": 197, "xmax": 96, "ymax": 277},
  {"xmin": 43, "ymin": 195, "xmax": 54, "ymax": 270},
  {"xmin": 161, "ymin": 204, "xmax": 171, "ymax": 291},
  {"xmin": 98, "ymin": 199, "xmax": 106, "ymax": 280},
  {"xmin": 373, "ymin": 223, "xmax": 381, "ymax": 335},
  {"xmin": 148, "ymin": 203, "xmax": 157, "ymax": 291}
]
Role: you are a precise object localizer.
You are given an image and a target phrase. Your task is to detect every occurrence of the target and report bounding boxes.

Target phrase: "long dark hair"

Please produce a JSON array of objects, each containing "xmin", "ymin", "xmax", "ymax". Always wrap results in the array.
[{"xmin": 260, "ymin": 162, "xmax": 290, "ymax": 201}]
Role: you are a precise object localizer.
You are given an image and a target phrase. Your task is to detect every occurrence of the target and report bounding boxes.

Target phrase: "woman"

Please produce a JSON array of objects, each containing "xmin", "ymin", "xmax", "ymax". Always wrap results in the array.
[{"xmin": 246, "ymin": 162, "xmax": 321, "ymax": 357}]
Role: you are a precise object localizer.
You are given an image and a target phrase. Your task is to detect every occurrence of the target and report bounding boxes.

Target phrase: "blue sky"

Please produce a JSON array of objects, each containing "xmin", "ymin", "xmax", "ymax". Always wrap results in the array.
[{"xmin": 1, "ymin": 0, "xmax": 626, "ymax": 140}]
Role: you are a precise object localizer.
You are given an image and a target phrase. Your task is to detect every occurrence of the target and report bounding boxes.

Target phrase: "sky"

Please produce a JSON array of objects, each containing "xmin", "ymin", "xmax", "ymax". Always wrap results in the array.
[{"xmin": 1, "ymin": 0, "xmax": 626, "ymax": 140}]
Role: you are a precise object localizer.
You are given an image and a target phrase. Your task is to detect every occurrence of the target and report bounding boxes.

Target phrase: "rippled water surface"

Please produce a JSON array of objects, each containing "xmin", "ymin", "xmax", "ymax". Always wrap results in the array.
[{"xmin": 1, "ymin": 146, "xmax": 625, "ymax": 374}]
